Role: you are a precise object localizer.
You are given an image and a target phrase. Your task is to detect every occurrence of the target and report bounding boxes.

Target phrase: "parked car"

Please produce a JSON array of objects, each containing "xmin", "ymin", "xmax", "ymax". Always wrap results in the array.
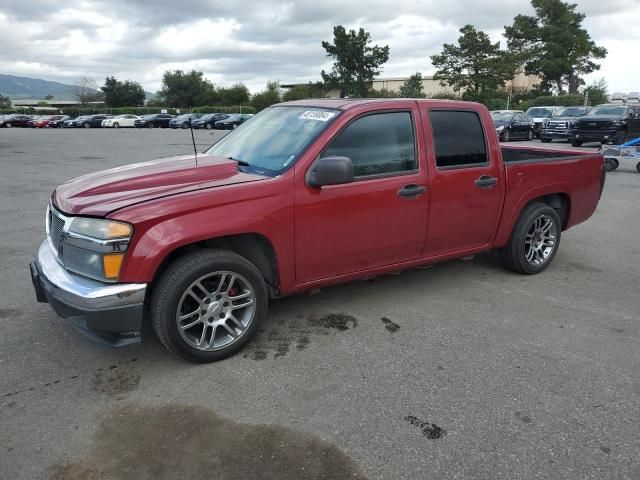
[
  {"xmin": 63, "ymin": 116, "xmax": 89, "ymax": 128},
  {"xmin": 540, "ymin": 106, "xmax": 591, "ymax": 143},
  {"xmin": 0, "ymin": 114, "xmax": 33, "ymax": 128},
  {"xmin": 214, "ymin": 113, "xmax": 253, "ymax": 130},
  {"xmin": 101, "ymin": 114, "xmax": 140, "ymax": 128},
  {"xmin": 525, "ymin": 106, "xmax": 565, "ymax": 137},
  {"xmin": 191, "ymin": 113, "xmax": 229, "ymax": 129},
  {"xmin": 169, "ymin": 113, "xmax": 203, "ymax": 129},
  {"xmin": 134, "ymin": 114, "xmax": 174, "ymax": 128},
  {"xmin": 627, "ymin": 92, "xmax": 640, "ymax": 104},
  {"xmin": 48, "ymin": 116, "xmax": 71, "ymax": 128},
  {"xmin": 77, "ymin": 114, "xmax": 110, "ymax": 128},
  {"xmin": 571, "ymin": 104, "xmax": 640, "ymax": 147},
  {"xmin": 610, "ymin": 92, "xmax": 627, "ymax": 104},
  {"xmin": 491, "ymin": 110, "xmax": 534, "ymax": 142},
  {"xmin": 30, "ymin": 99, "xmax": 605, "ymax": 362}
]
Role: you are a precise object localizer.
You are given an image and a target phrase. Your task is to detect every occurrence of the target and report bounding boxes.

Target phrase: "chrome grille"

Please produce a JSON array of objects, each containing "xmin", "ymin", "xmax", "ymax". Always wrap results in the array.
[
  {"xmin": 547, "ymin": 121, "xmax": 568, "ymax": 129},
  {"xmin": 46, "ymin": 205, "xmax": 69, "ymax": 257}
]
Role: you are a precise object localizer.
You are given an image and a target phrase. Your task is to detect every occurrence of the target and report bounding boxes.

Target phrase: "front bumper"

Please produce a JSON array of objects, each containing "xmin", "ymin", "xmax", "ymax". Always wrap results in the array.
[
  {"xmin": 30, "ymin": 240, "xmax": 147, "ymax": 347},
  {"xmin": 573, "ymin": 130, "xmax": 622, "ymax": 144}
]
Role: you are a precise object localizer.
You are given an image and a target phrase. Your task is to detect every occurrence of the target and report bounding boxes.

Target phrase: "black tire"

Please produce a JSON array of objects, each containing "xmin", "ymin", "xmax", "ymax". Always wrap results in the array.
[
  {"xmin": 502, "ymin": 129, "xmax": 510, "ymax": 142},
  {"xmin": 540, "ymin": 137, "xmax": 552, "ymax": 143},
  {"xmin": 571, "ymin": 139, "xmax": 582, "ymax": 147},
  {"xmin": 150, "ymin": 249, "xmax": 268, "ymax": 363},
  {"xmin": 6, "ymin": 123, "xmax": 12, "ymax": 128},
  {"xmin": 83, "ymin": 122, "xmax": 90, "ymax": 128},
  {"xmin": 205, "ymin": 123, "xmax": 212, "ymax": 130},
  {"xmin": 636, "ymin": 161, "xmax": 640, "ymax": 173},
  {"xmin": 182, "ymin": 122, "xmax": 189, "ymax": 129},
  {"xmin": 527, "ymin": 129, "xmax": 534, "ymax": 141},
  {"xmin": 113, "ymin": 122, "xmax": 119, "ymax": 129},
  {"xmin": 499, "ymin": 202, "xmax": 562, "ymax": 275},
  {"xmin": 604, "ymin": 158, "xmax": 619, "ymax": 171}
]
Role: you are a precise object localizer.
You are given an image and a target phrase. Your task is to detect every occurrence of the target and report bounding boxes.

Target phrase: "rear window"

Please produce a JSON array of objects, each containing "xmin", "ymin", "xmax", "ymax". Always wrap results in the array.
[{"xmin": 429, "ymin": 110, "xmax": 488, "ymax": 168}]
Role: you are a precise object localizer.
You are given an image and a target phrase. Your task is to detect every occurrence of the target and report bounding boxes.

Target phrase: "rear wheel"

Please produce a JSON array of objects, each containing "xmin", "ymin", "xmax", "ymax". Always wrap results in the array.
[
  {"xmin": 501, "ymin": 129, "xmax": 510, "ymax": 142},
  {"xmin": 500, "ymin": 202, "xmax": 561, "ymax": 275},
  {"xmin": 571, "ymin": 139, "xmax": 582, "ymax": 147},
  {"xmin": 6, "ymin": 123, "xmax": 12, "ymax": 128},
  {"xmin": 113, "ymin": 122, "xmax": 119, "ymax": 129},
  {"xmin": 636, "ymin": 161, "xmax": 640, "ymax": 173},
  {"xmin": 232, "ymin": 123, "xmax": 238, "ymax": 130},
  {"xmin": 151, "ymin": 249, "xmax": 268, "ymax": 363},
  {"xmin": 182, "ymin": 122, "xmax": 189, "ymax": 129},
  {"xmin": 83, "ymin": 122, "xmax": 90, "ymax": 128},
  {"xmin": 604, "ymin": 158, "xmax": 619, "ymax": 171},
  {"xmin": 206, "ymin": 123, "xmax": 212, "ymax": 130}
]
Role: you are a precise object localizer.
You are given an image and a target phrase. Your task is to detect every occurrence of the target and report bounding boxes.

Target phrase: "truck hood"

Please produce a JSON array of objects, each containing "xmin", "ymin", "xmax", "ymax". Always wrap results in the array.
[
  {"xmin": 576, "ymin": 115, "xmax": 622, "ymax": 123},
  {"xmin": 53, "ymin": 154, "xmax": 268, "ymax": 216}
]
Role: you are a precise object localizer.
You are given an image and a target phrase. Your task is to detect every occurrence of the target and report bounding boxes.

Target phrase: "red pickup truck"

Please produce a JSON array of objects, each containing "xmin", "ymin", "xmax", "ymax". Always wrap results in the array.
[{"xmin": 30, "ymin": 99, "xmax": 605, "ymax": 362}]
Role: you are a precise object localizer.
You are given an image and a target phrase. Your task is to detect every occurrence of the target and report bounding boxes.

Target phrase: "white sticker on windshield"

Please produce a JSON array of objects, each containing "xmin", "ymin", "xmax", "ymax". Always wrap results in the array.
[{"xmin": 299, "ymin": 110, "xmax": 336, "ymax": 122}]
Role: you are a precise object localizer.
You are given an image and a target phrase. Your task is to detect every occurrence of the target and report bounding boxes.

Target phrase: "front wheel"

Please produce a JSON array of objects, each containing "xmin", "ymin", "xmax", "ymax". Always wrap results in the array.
[
  {"xmin": 5, "ymin": 123, "xmax": 12, "ymax": 128},
  {"xmin": 113, "ymin": 122, "xmax": 119, "ymax": 129},
  {"xmin": 501, "ymin": 129, "xmax": 510, "ymax": 142},
  {"xmin": 83, "ymin": 123, "xmax": 90, "ymax": 128},
  {"xmin": 205, "ymin": 123, "xmax": 212, "ymax": 130},
  {"xmin": 499, "ymin": 202, "xmax": 561, "ymax": 275},
  {"xmin": 527, "ymin": 129, "xmax": 534, "ymax": 141},
  {"xmin": 636, "ymin": 161, "xmax": 640, "ymax": 173},
  {"xmin": 571, "ymin": 139, "xmax": 582, "ymax": 147},
  {"xmin": 151, "ymin": 249, "xmax": 268, "ymax": 363}
]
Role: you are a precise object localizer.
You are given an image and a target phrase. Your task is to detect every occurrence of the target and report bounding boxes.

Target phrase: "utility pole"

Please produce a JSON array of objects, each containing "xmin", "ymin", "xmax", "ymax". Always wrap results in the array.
[{"xmin": 584, "ymin": 90, "xmax": 589, "ymax": 106}]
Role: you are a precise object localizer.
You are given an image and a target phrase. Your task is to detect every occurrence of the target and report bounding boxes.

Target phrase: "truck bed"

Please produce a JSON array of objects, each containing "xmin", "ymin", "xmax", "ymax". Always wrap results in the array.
[{"xmin": 501, "ymin": 146, "xmax": 585, "ymax": 163}]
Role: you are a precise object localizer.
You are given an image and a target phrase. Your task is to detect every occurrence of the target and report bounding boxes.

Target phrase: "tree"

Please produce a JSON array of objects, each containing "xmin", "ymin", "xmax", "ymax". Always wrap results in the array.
[
  {"xmin": 101, "ymin": 76, "xmax": 145, "ymax": 107},
  {"xmin": 251, "ymin": 81, "xmax": 281, "ymax": 111},
  {"xmin": 321, "ymin": 25, "xmax": 390, "ymax": 98},
  {"xmin": 0, "ymin": 95, "xmax": 10, "ymax": 108},
  {"xmin": 71, "ymin": 76, "xmax": 103, "ymax": 104},
  {"xmin": 158, "ymin": 70, "xmax": 215, "ymax": 107},
  {"xmin": 582, "ymin": 78, "xmax": 608, "ymax": 106},
  {"xmin": 430, "ymin": 25, "xmax": 518, "ymax": 98},
  {"xmin": 399, "ymin": 73, "xmax": 426, "ymax": 98},
  {"xmin": 504, "ymin": 0, "xmax": 607, "ymax": 93},
  {"xmin": 217, "ymin": 83, "xmax": 250, "ymax": 105},
  {"xmin": 281, "ymin": 82, "xmax": 326, "ymax": 102},
  {"xmin": 369, "ymin": 88, "xmax": 397, "ymax": 98}
]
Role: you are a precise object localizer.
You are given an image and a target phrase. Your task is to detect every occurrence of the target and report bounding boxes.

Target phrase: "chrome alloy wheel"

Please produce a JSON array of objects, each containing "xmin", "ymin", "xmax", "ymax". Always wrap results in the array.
[
  {"xmin": 524, "ymin": 214, "xmax": 557, "ymax": 266},
  {"xmin": 176, "ymin": 271, "xmax": 256, "ymax": 351}
]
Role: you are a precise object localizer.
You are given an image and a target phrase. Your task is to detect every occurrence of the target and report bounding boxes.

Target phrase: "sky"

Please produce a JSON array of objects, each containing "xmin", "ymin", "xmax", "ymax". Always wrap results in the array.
[{"xmin": 0, "ymin": 0, "xmax": 638, "ymax": 94}]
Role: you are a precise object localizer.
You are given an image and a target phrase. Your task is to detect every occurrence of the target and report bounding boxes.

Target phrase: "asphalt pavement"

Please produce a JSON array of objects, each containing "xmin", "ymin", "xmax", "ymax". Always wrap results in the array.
[{"xmin": 0, "ymin": 128, "xmax": 638, "ymax": 479}]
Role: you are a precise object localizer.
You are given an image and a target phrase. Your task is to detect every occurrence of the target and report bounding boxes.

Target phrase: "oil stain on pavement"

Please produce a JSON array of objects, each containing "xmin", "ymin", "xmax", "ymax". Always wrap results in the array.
[
  {"xmin": 49, "ymin": 404, "xmax": 367, "ymax": 480},
  {"xmin": 243, "ymin": 313, "xmax": 358, "ymax": 361},
  {"xmin": 405, "ymin": 415, "xmax": 447, "ymax": 440},
  {"xmin": 380, "ymin": 317, "xmax": 400, "ymax": 333},
  {"xmin": 92, "ymin": 365, "xmax": 141, "ymax": 395}
]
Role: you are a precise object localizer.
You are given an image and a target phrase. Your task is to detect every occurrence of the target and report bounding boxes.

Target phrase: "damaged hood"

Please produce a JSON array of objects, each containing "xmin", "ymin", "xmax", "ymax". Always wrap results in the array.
[{"xmin": 53, "ymin": 154, "xmax": 268, "ymax": 216}]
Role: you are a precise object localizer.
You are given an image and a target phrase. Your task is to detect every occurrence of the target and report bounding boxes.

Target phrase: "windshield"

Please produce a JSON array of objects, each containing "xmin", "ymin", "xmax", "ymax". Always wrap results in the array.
[
  {"xmin": 559, "ymin": 107, "xmax": 586, "ymax": 117},
  {"xmin": 588, "ymin": 106, "xmax": 627, "ymax": 116},
  {"xmin": 526, "ymin": 108, "xmax": 553, "ymax": 118},
  {"xmin": 206, "ymin": 106, "xmax": 339, "ymax": 175},
  {"xmin": 491, "ymin": 111, "xmax": 516, "ymax": 121}
]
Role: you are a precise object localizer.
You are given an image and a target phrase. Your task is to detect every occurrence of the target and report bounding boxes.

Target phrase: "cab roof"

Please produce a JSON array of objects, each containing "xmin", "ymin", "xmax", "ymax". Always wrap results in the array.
[{"xmin": 276, "ymin": 98, "xmax": 476, "ymax": 111}]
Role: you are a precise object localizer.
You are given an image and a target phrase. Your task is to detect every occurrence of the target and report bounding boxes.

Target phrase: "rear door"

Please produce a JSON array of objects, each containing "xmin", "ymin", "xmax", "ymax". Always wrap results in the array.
[
  {"xmin": 421, "ymin": 108, "xmax": 505, "ymax": 257},
  {"xmin": 294, "ymin": 106, "xmax": 429, "ymax": 283}
]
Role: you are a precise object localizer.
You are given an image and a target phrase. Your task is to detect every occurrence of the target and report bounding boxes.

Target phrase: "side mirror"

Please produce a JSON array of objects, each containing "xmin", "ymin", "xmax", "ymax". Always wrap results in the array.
[{"xmin": 307, "ymin": 156, "xmax": 354, "ymax": 188}]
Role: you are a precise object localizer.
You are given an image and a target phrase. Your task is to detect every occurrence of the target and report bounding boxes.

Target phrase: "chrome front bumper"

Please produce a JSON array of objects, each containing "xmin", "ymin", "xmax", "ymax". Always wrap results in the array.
[{"xmin": 31, "ymin": 240, "xmax": 147, "ymax": 347}]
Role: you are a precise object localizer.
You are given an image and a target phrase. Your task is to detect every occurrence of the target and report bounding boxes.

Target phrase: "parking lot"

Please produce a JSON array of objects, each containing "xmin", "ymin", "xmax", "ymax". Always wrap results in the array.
[{"xmin": 1, "ymin": 128, "xmax": 639, "ymax": 479}]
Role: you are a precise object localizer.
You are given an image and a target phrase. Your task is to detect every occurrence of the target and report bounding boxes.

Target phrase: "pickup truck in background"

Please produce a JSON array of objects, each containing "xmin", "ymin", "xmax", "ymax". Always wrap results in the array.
[
  {"xmin": 30, "ymin": 99, "xmax": 606, "ymax": 362},
  {"xmin": 539, "ymin": 106, "xmax": 591, "ymax": 143},
  {"xmin": 571, "ymin": 103, "xmax": 640, "ymax": 147}
]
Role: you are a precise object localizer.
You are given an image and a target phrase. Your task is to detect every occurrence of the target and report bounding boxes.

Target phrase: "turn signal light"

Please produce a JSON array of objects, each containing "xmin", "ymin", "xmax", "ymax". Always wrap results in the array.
[{"xmin": 103, "ymin": 253, "xmax": 125, "ymax": 280}]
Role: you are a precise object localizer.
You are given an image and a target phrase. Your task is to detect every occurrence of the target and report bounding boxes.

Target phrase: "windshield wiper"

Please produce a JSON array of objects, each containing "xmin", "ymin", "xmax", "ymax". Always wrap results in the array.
[{"xmin": 226, "ymin": 156, "xmax": 250, "ymax": 166}]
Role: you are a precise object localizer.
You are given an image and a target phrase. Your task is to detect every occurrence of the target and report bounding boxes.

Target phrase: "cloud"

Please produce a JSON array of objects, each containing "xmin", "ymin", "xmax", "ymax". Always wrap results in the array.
[{"xmin": 0, "ymin": 0, "xmax": 636, "ymax": 94}]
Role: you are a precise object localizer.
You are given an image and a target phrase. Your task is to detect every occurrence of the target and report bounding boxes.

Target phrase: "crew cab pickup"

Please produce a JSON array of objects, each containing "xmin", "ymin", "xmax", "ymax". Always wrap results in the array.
[{"xmin": 30, "ymin": 99, "xmax": 605, "ymax": 362}]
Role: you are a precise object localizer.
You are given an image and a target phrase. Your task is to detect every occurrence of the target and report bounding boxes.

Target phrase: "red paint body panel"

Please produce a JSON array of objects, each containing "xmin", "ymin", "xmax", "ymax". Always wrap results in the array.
[{"xmin": 50, "ymin": 99, "xmax": 604, "ymax": 296}]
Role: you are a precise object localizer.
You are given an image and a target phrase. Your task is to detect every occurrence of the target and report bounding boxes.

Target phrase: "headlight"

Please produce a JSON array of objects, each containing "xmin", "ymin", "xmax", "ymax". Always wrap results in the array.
[
  {"xmin": 62, "ymin": 217, "xmax": 133, "ymax": 282},
  {"xmin": 496, "ymin": 125, "xmax": 505, "ymax": 132},
  {"xmin": 68, "ymin": 217, "xmax": 132, "ymax": 240}
]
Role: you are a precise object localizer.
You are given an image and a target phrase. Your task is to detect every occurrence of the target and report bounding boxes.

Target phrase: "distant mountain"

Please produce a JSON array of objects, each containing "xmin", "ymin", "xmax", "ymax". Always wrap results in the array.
[{"xmin": 0, "ymin": 74, "xmax": 87, "ymax": 100}]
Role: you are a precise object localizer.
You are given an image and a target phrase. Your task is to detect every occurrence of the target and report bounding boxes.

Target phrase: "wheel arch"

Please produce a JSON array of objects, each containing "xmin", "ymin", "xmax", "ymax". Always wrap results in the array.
[
  {"xmin": 147, "ymin": 233, "xmax": 280, "ymax": 301},
  {"xmin": 495, "ymin": 191, "xmax": 571, "ymax": 247}
]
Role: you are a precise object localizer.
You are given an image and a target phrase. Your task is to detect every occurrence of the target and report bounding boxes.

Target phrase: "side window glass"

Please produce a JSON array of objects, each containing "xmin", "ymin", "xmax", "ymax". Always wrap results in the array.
[
  {"xmin": 429, "ymin": 110, "xmax": 488, "ymax": 168},
  {"xmin": 323, "ymin": 112, "xmax": 416, "ymax": 177}
]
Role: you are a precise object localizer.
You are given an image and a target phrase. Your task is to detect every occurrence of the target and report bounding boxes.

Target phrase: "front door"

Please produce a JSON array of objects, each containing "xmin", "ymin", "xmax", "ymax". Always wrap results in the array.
[
  {"xmin": 421, "ymin": 108, "xmax": 505, "ymax": 257},
  {"xmin": 294, "ymin": 109, "xmax": 429, "ymax": 284}
]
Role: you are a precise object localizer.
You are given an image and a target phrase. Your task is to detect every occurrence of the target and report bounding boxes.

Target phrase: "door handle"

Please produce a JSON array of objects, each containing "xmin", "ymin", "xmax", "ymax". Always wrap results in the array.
[
  {"xmin": 474, "ymin": 175, "xmax": 498, "ymax": 189},
  {"xmin": 397, "ymin": 184, "xmax": 427, "ymax": 197}
]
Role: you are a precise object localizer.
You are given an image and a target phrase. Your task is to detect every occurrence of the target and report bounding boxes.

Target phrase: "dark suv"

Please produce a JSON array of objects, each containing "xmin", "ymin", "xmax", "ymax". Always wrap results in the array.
[
  {"xmin": 572, "ymin": 104, "xmax": 640, "ymax": 146},
  {"xmin": 540, "ymin": 106, "xmax": 590, "ymax": 143}
]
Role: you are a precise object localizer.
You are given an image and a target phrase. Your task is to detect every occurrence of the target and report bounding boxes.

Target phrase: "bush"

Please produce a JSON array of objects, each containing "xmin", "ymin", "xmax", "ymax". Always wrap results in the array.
[{"xmin": 530, "ymin": 94, "xmax": 584, "ymax": 107}]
